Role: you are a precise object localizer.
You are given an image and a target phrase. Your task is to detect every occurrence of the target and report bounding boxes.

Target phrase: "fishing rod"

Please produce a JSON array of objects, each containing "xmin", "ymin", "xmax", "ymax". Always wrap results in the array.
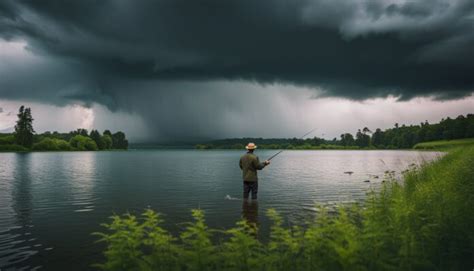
[{"xmin": 266, "ymin": 128, "xmax": 316, "ymax": 161}]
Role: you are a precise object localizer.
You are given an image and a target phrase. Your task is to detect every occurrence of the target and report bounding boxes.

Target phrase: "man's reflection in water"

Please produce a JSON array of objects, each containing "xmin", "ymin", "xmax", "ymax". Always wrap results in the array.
[{"xmin": 241, "ymin": 200, "xmax": 259, "ymax": 237}]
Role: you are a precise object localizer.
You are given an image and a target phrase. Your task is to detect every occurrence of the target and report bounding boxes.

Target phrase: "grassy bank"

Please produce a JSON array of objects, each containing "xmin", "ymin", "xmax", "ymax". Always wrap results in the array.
[
  {"xmin": 95, "ymin": 146, "xmax": 474, "ymax": 270},
  {"xmin": 413, "ymin": 137, "xmax": 474, "ymax": 150}
]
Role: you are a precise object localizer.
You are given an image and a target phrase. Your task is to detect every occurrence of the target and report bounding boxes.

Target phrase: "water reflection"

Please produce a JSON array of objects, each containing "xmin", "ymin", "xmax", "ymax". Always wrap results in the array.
[
  {"xmin": 12, "ymin": 154, "xmax": 33, "ymax": 226},
  {"xmin": 0, "ymin": 153, "xmax": 39, "ymax": 270},
  {"xmin": 68, "ymin": 153, "xmax": 97, "ymax": 213},
  {"xmin": 241, "ymin": 200, "xmax": 259, "ymax": 228},
  {"xmin": 0, "ymin": 154, "xmax": 15, "ymax": 230}
]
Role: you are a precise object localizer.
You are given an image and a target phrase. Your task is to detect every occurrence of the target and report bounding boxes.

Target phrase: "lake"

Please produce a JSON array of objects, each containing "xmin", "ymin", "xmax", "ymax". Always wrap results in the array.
[{"xmin": 0, "ymin": 150, "xmax": 441, "ymax": 270}]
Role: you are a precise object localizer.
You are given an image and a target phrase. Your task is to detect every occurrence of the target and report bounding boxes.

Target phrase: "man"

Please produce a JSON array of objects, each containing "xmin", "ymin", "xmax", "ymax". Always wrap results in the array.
[{"xmin": 239, "ymin": 142, "xmax": 270, "ymax": 200}]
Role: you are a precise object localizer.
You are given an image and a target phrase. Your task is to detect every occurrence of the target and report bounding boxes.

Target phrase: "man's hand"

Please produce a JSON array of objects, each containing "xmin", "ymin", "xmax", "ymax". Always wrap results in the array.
[{"xmin": 264, "ymin": 160, "xmax": 270, "ymax": 165}]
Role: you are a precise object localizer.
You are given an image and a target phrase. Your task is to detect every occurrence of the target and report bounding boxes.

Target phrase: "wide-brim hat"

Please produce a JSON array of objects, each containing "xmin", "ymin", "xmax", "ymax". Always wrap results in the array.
[{"xmin": 245, "ymin": 142, "xmax": 257, "ymax": 150}]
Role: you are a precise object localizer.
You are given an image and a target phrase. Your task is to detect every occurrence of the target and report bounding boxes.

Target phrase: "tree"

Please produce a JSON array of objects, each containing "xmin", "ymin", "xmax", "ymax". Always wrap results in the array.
[
  {"xmin": 112, "ymin": 131, "xmax": 128, "ymax": 149},
  {"xmin": 32, "ymin": 138, "xmax": 72, "ymax": 151},
  {"xmin": 77, "ymin": 129, "xmax": 89, "ymax": 137},
  {"xmin": 68, "ymin": 128, "xmax": 89, "ymax": 141},
  {"xmin": 453, "ymin": 115, "xmax": 467, "ymax": 139},
  {"xmin": 466, "ymin": 114, "xmax": 474, "ymax": 138},
  {"xmin": 371, "ymin": 128, "xmax": 384, "ymax": 147},
  {"xmin": 90, "ymin": 129, "xmax": 105, "ymax": 150},
  {"xmin": 310, "ymin": 136, "xmax": 324, "ymax": 146},
  {"xmin": 69, "ymin": 135, "xmax": 98, "ymax": 151},
  {"xmin": 14, "ymin": 105, "xmax": 35, "ymax": 148},
  {"xmin": 340, "ymin": 133, "xmax": 355, "ymax": 146},
  {"xmin": 102, "ymin": 134, "xmax": 113, "ymax": 149},
  {"xmin": 355, "ymin": 129, "xmax": 370, "ymax": 148}
]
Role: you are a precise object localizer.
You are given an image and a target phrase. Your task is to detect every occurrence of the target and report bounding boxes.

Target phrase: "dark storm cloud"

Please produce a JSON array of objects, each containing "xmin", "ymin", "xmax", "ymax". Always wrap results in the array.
[
  {"xmin": 1, "ymin": 0, "xmax": 474, "ymax": 140},
  {"xmin": 0, "ymin": 0, "xmax": 473, "ymax": 100}
]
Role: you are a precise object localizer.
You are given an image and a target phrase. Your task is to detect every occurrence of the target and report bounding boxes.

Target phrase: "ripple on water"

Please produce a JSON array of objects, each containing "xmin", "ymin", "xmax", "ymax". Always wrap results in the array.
[
  {"xmin": 0, "ymin": 150, "xmax": 442, "ymax": 270},
  {"xmin": 74, "ymin": 208, "xmax": 94, "ymax": 213},
  {"xmin": 0, "ymin": 227, "xmax": 41, "ymax": 270}
]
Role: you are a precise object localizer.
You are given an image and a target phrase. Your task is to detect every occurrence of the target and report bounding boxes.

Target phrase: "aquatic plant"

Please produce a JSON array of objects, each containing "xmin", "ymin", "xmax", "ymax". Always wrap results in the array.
[{"xmin": 95, "ymin": 146, "xmax": 474, "ymax": 270}]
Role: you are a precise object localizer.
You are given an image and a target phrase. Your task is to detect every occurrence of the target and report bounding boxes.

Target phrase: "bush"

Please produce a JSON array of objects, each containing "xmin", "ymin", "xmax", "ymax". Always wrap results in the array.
[
  {"xmin": 0, "ymin": 144, "xmax": 29, "ymax": 152},
  {"xmin": 0, "ymin": 135, "xmax": 15, "ymax": 145},
  {"xmin": 32, "ymin": 137, "xmax": 73, "ymax": 151},
  {"xmin": 69, "ymin": 135, "xmax": 98, "ymax": 151}
]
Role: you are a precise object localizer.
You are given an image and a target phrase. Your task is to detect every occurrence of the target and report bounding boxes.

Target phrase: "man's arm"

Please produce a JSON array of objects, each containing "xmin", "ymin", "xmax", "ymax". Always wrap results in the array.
[
  {"xmin": 253, "ymin": 156, "xmax": 268, "ymax": 170},
  {"xmin": 239, "ymin": 157, "xmax": 243, "ymax": 169}
]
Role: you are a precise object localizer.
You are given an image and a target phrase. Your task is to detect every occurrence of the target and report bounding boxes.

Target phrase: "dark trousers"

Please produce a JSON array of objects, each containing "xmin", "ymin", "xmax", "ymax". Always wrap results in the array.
[{"xmin": 243, "ymin": 181, "xmax": 258, "ymax": 200}]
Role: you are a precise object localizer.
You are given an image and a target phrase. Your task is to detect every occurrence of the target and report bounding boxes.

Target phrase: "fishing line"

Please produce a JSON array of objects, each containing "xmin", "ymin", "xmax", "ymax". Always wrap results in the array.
[{"xmin": 266, "ymin": 128, "xmax": 316, "ymax": 161}]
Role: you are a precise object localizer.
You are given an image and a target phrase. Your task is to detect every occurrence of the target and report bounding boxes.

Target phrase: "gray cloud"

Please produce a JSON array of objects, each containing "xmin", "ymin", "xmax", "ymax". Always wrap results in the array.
[
  {"xmin": 0, "ymin": 0, "xmax": 474, "ymax": 140},
  {"xmin": 1, "ymin": 0, "xmax": 473, "ymax": 98}
]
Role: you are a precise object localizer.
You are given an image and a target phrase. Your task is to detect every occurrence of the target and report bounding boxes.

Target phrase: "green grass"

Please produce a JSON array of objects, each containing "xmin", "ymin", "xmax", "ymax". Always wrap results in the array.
[
  {"xmin": 95, "ymin": 146, "xmax": 474, "ymax": 270},
  {"xmin": 413, "ymin": 138, "xmax": 474, "ymax": 150}
]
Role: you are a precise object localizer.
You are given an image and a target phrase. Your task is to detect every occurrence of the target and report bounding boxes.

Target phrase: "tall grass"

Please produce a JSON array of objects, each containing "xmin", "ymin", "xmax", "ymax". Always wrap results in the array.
[
  {"xmin": 413, "ymin": 137, "xmax": 474, "ymax": 150},
  {"xmin": 94, "ymin": 147, "xmax": 474, "ymax": 270}
]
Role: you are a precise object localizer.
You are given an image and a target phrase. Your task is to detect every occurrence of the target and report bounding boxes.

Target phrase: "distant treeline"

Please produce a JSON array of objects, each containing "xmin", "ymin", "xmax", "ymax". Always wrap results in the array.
[
  {"xmin": 196, "ymin": 114, "xmax": 474, "ymax": 150},
  {"xmin": 0, "ymin": 105, "xmax": 128, "ymax": 152}
]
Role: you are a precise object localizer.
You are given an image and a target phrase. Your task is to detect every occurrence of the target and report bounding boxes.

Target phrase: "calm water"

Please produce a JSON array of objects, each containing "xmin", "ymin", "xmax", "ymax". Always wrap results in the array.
[{"xmin": 0, "ymin": 150, "xmax": 441, "ymax": 270}]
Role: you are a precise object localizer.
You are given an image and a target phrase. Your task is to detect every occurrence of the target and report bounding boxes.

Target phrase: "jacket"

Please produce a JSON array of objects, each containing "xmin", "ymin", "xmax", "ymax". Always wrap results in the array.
[{"xmin": 239, "ymin": 152, "xmax": 266, "ymax": 182}]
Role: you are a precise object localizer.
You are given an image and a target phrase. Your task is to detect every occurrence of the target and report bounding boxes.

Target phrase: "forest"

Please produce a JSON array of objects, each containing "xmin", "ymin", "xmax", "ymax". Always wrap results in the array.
[
  {"xmin": 196, "ymin": 114, "xmax": 474, "ymax": 149},
  {"xmin": 0, "ymin": 105, "xmax": 128, "ymax": 152}
]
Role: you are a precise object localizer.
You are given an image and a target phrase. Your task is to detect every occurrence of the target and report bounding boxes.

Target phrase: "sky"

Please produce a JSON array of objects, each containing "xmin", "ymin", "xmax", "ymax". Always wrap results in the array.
[{"xmin": 0, "ymin": 0, "xmax": 473, "ymax": 142}]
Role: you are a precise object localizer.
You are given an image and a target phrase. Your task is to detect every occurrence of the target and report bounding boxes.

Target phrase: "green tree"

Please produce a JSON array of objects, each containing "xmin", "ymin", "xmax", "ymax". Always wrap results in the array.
[
  {"xmin": 371, "ymin": 128, "xmax": 384, "ymax": 148},
  {"xmin": 32, "ymin": 138, "xmax": 72, "ymax": 151},
  {"xmin": 69, "ymin": 135, "xmax": 98, "ymax": 151},
  {"xmin": 340, "ymin": 133, "xmax": 355, "ymax": 146},
  {"xmin": 14, "ymin": 105, "xmax": 35, "ymax": 148},
  {"xmin": 112, "ymin": 131, "xmax": 128, "ymax": 149},
  {"xmin": 79, "ymin": 129, "xmax": 89, "ymax": 137},
  {"xmin": 441, "ymin": 117, "xmax": 455, "ymax": 140},
  {"xmin": 68, "ymin": 128, "xmax": 89, "ymax": 140},
  {"xmin": 102, "ymin": 134, "xmax": 113, "ymax": 149},
  {"xmin": 355, "ymin": 129, "xmax": 370, "ymax": 148},
  {"xmin": 90, "ymin": 129, "xmax": 105, "ymax": 150},
  {"xmin": 417, "ymin": 121, "xmax": 429, "ymax": 142},
  {"xmin": 453, "ymin": 115, "xmax": 467, "ymax": 139},
  {"xmin": 466, "ymin": 114, "xmax": 474, "ymax": 138}
]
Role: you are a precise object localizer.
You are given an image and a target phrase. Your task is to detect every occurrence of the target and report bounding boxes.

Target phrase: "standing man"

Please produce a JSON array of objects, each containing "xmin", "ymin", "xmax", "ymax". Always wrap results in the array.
[{"xmin": 239, "ymin": 143, "xmax": 270, "ymax": 201}]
